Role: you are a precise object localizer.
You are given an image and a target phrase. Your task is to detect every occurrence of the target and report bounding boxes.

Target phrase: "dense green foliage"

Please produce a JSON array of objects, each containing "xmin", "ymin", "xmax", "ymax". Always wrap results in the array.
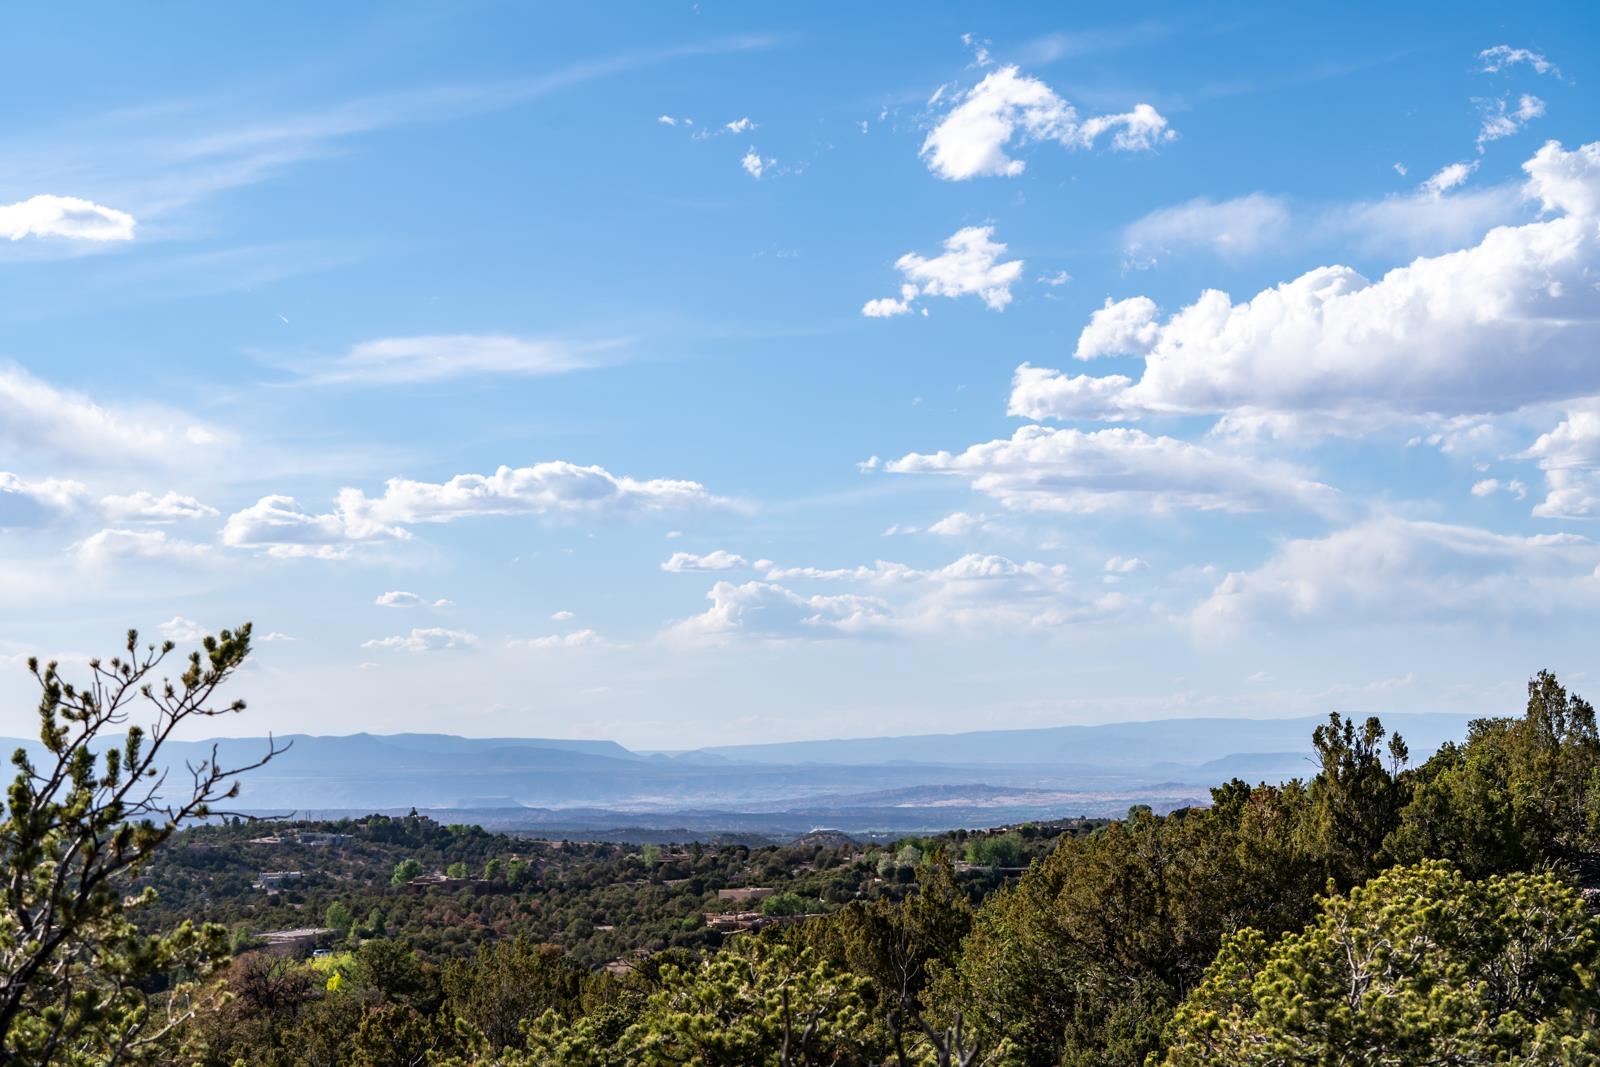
[
  {"xmin": 521, "ymin": 938, "xmax": 873, "ymax": 1066},
  {"xmin": 1161, "ymin": 862, "xmax": 1600, "ymax": 1065},
  {"xmin": 9, "ymin": 637, "xmax": 1600, "ymax": 1066}
]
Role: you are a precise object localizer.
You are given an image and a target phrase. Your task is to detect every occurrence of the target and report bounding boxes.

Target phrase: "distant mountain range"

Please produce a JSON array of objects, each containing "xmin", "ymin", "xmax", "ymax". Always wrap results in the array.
[
  {"xmin": 1, "ymin": 712, "xmax": 1477, "ymax": 839},
  {"xmin": 681, "ymin": 714, "xmax": 1474, "ymax": 767}
]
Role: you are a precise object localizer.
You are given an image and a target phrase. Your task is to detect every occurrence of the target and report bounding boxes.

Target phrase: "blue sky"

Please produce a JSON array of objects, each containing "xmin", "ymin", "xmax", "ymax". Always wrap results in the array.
[{"xmin": 3, "ymin": 3, "xmax": 1599, "ymax": 748}]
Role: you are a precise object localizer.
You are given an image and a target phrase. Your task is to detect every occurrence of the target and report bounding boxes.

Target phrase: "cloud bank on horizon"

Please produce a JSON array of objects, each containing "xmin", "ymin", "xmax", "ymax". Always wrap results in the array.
[{"xmin": 1, "ymin": 4, "xmax": 1597, "ymax": 749}]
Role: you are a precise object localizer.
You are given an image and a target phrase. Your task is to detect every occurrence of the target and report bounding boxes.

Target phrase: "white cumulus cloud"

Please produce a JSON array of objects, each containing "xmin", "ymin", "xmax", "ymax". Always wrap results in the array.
[
  {"xmin": 862, "ymin": 290, "xmax": 916, "ymax": 318},
  {"xmin": 222, "ymin": 495, "xmax": 408, "ymax": 559},
  {"xmin": 864, "ymin": 225, "xmax": 1023, "ymax": 316},
  {"xmin": 1194, "ymin": 518, "xmax": 1600, "ymax": 633},
  {"xmin": 927, "ymin": 512, "xmax": 989, "ymax": 537},
  {"xmin": 338, "ymin": 461, "xmax": 721, "ymax": 528},
  {"xmin": 1019, "ymin": 141, "xmax": 1600, "ymax": 436},
  {"xmin": 1007, "ymin": 364, "xmax": 1135, "ymax": 422},
  {"xmin": 158, "ymin": 616, "xmax": 208, "ymax": 642},
  {"xmin": 100, "ymin": 490, "xmax": 218, "ymax": 523},
  {"xmin": 0, "ymin": 195, "xmax": 136, "ymax": 241},
  {"xmin": 741, "ymin": 148, "xmax": 773, "ymax": 178},
  {"xmin": 920, "ymin": 66, "xmax": 1173, "ymax": 181},
  {"xmin": 1477, "ymin": 94, "xmax": 1545, "ymax": 150},
  {"xmin": 362, "ymin": 627, "xmax": 479, "ymax": 652},
  {"xmin": 671, "ymin": 580, "xmax": 890, "ymax": 641},
  {"xmin": 1477, "ymin": 45, "xmax": 1559, "ymax": 77},
  {"xmin": 0, "ymin": 473, "xmax": 88, "ymax": 525},
  {"xmin": 661, "ymin": 549, "xmax": 749, "ymax": 572},
  {"xmin": 1522, "ymin": 404, "xmax": 1600, "ymax": 518},
  {"xmin": 1470, "ymin": 478, "xmax": 1528, "ymax": 500},
  {"xmin": 509, "ymin": 629, "xmax": 610, "ymax": 650},
  {"xmin": 1073, "ymin": 296, "xmax": 1162, "ymax": 360},
  {"xmin": 74, "ymin": 528, "xmax": 211, "ymax": 566},
  {"xmin": 223, "ymin": 462, "xmax": 717, "ymax": 558},
  {"xmin": 673, "ymin": 552, "xmax": 1133, "ymax": 641},
  {"xmin": 887, "ymin": 425, "xmax": 1338, "ymax": 515},
  {"xmin": 1419, "ymin": 161, "xmax": 1478, "ymax": 198}
]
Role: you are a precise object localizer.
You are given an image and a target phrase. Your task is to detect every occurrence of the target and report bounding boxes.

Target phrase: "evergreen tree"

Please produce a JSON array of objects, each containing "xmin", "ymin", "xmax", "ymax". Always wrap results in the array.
[{"xmin": 0, "ymin": 624, "xmax": 280, "ymax": 1064}]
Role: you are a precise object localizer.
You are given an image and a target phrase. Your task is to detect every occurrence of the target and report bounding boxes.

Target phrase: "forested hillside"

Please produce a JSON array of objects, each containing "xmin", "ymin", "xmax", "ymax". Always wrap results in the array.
[
  {"xmin": 8, "ymin": 665, "xmax": 1600, "ymax": 1065},
  {"xmin": 134, "ymin": 813, "xmax": 1077, "ymax": 971}
]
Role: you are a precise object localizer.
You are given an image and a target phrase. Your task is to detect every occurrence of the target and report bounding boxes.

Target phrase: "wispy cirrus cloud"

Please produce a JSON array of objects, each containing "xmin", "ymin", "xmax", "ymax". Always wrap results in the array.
[
  {"xmin": 2, "ymin": 36, "xmax": 780, "ymax": 225},
  {"xmin": 1119, "ymin": 172, "xmax": 1525, "ymax": 268},
  {"xmin": 1121, "ymin": 193, "xmax": 1290, "ymax": 267},
  {"xmin": 296, "ymin": 334, "xmax": 621, "ymax": 386},
  {"xmin": 1013, "ymin": 21, "xmax": 1178, "ymax": 65},
  {"xmin": 0, "ymin": 364, "xmax": 220, "ymax": 468}
]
